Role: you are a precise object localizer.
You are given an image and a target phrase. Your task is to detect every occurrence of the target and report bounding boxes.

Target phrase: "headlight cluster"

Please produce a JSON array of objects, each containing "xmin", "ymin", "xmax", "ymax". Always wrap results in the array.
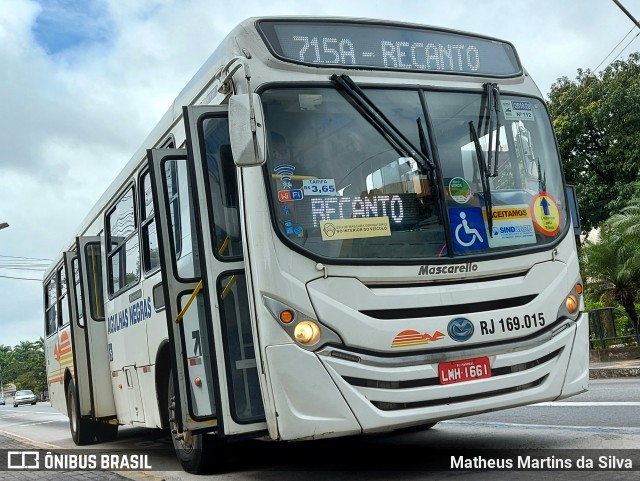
[
  {"xmin": 557, "ymin": 278, "xmax": 583, "ymax": 321},
  {"xmin": 263, "ymin": 296, "xmax": 341, "ymax": 350}
]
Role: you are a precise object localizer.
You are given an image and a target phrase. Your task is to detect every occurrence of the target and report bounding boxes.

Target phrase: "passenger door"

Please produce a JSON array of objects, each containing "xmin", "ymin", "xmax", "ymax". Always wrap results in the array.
[
  {"xmin": 147, "ymin": 113, "xmax": 265, "ymax": 440},
  {"xmin": 65, "ymin": 237, "xmax": 116, "ymax": 419}
]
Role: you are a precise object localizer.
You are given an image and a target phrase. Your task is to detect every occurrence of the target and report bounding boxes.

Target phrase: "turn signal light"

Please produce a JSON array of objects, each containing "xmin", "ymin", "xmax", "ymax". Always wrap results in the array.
[
  {"xmin": 565, "ymin": 294, "xmax": 579, "ymax": 314},
  {"xmin": 279, "ymin": 309, "xmax": 295, "ymax": 324},
  {"xmin": 294, "ymin": 321, "xmax": 321, "ymax": 345},
  {"xmin": 575, "ymin": 283, "xmax": 583, "ymax": 295}
]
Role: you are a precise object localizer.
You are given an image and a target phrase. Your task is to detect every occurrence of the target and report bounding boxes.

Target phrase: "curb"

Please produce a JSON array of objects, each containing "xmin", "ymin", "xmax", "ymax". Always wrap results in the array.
[{"xmin": 589, "ymin": 368, "xmax": 640, "ymax": 379}]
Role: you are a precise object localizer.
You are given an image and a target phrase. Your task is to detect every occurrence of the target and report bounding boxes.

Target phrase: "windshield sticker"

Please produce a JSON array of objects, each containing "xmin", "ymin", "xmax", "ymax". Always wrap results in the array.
[
  {"xmin": 501, "ymin": 100, "xmax": 535, "ymax": 121},
  {"xmin": 483, "ymin": 205, "xmax": 536, "ymax": 247},
  {"xmin": 278, "ymin": 189, "xmax": 304, "ymax": 202},
  {"xmin": 448, "ymin": 177, "xmax": 472, "ymax": 204},
  {"xmin": 320, "ymin": 217, "xmax": 391, "ymax": 241},
  {"xmin": 283, "ymin": 220, "xmax": 304, "ymax": 237},
  {"xmin": 530, "ymin": 192, "xmax": 561, "ymax": 236},
  {"xmin": 302, "ymin": 178, "xmax": 337, "ymax": 196},
  {"xmin": 391, "ymin": 329, "xmax": 445, "ymax": 348},
  {"xmin": 449, "ymin": 207, "xmax": 488, "ymax": 253}
]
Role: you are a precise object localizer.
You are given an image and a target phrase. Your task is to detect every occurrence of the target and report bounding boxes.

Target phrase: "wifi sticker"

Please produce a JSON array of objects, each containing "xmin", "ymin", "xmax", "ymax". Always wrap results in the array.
[{"xmin": 274, "ymin": 164, "xmax": 296, "ymax": 181}]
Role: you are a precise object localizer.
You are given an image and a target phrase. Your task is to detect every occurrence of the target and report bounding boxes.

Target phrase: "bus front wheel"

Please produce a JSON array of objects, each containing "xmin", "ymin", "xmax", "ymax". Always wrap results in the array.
[{"xmin": 167, "ymin": 373, "xmax": 223, "ymax": 474}]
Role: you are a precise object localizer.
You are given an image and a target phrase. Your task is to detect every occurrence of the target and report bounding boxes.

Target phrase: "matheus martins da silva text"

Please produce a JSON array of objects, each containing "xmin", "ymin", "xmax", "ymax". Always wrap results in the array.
[{"xmin": 451, "ymin": 455, "xmax": 633, "ymax": 470}]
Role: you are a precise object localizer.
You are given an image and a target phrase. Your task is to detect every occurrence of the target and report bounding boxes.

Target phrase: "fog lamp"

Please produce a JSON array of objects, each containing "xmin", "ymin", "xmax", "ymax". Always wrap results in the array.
[
  {"xmin": 565, "ymin": 294, "xmax": 579, "ymax": 314},
  {"xmin": 294, "ymin": 321, "xmax": 321, "ymax": 345}
]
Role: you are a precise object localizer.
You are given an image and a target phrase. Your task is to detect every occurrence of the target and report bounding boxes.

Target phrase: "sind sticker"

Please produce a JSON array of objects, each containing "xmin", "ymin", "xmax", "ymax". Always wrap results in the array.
[
  {"xmin": 320, "ymin": 217, "xmax": 391, "ymax": 241},
  {"xmin": 484, "ymin": 205, "xmax": 536, "ymax": 247}
]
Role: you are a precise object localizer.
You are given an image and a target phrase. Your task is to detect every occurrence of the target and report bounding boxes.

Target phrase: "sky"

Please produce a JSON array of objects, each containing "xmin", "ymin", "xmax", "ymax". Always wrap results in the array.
[{"xmin": 0, "ymin": 0, "xmax": 639, "ymax": 348}]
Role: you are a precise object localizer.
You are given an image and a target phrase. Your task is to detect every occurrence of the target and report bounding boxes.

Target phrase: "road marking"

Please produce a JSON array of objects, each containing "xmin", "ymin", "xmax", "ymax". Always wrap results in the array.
[
  {"xmin": 18, "ymin": 420, "xmax": 57, "ymax": 427},
  {"xmin": 1, "ymin": 411, "xmax": 66, "ymax": 415},
  {"xmin": 444, "ymin": 420, "xmax": 640, "ymax": 433},
  {"xmin": 533, "ymin": 401, "xmax": 640, "ymax": 407}
]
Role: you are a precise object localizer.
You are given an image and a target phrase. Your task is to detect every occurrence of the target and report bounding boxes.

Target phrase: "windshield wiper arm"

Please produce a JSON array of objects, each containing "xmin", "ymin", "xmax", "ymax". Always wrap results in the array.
[
  {"xmin": 483, "ymin": 82, "xmax": 501, "ymax": 177},
  {"xmin": 469, "ymin": 120, "xmax": 494, "ymax": 237},
  {"xmin": 330, "ymin": 74, "xmax": 436, "ymax": 173}
]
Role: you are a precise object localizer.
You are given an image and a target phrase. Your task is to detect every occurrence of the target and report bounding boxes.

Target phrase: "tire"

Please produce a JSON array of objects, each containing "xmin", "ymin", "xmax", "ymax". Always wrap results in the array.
[
  {"xmin": 67, "ymin": 379, "xmax": 96, "ymax": 445},
  {"xmin": 31, "ymin": 401, "xmax": 36, "ymax": 405},
  {"xmin": 95, "ymin": 422, "xmax": 119, "ymax": 443},
  {"xmin": 167, "ymin": 372, "xmax": 222, "ymax": 474},
  {"xmin": 13, "ymin": 403, "xmax": 17, "ymax": 408}
]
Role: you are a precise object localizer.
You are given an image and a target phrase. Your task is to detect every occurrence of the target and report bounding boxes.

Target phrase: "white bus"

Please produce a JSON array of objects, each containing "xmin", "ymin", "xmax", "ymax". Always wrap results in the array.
[{"xmin": 43, "ymin": 17, "xmax": 587, "ymax": 473}]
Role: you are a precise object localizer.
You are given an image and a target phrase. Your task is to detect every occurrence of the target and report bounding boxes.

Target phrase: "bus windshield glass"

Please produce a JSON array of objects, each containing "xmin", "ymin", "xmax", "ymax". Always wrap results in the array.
[{"xmin": 262, "ymin": 87, "xmax": 567, "ymax": 261}]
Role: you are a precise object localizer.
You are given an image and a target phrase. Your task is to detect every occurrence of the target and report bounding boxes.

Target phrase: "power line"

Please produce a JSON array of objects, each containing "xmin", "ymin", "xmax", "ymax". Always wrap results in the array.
[
  {"xmin": 555, "ymin": 24, "xmax": 639, "ymax": 117},
  {"xmin": 0, "ymin": 255, "xmax": 52, "ymax": 261},
  {"xmin": 0, "ymin": 274, "xmax": 42, "ymax": 282}
]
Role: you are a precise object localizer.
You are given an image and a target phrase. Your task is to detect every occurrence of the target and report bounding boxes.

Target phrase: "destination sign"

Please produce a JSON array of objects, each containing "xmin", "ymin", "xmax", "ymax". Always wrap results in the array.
[{"xmin": 258, "ymin": 20, "xmax": 521, "ymax": 76}]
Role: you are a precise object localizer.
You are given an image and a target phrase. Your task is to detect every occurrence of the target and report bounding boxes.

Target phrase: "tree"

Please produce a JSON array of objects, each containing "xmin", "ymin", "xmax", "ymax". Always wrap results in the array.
[
  {"xmin": 580, "ymin": 221, "xmax": 640, "ymax": 340},
  {"xmin": 547, "ymin": 52, "xmax": 640, "ymax": 232},
  {"xmin": 0, "ymin": 338, "xmax": 46, "ymax": 395}
]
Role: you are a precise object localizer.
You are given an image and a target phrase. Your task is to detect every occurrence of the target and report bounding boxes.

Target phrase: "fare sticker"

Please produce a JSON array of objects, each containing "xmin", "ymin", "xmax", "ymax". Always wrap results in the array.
[
  {"xmin": 530, "ymin": 192, "xmax": 561, "ymax": 236},
  {"xmin": 320, "ymin": 217, "xmax": 391, "ymax": 241}
]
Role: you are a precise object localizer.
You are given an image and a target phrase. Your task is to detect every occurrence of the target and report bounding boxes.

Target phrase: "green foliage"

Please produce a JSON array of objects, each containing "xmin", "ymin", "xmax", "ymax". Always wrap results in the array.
[
  {"xmin": 580, "ymin": 189, "xmax": 640, "ymax": 343},
  {"xmin": 547, "ymin": 53, "xmax": 640, "ymax": 231},
  {"xmin": 0, "ymin": 338, "xmax": 46, "ymax": 395}
]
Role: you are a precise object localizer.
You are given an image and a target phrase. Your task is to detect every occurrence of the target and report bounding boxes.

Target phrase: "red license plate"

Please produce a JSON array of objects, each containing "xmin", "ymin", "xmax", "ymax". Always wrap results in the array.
[{"xmin": 438, "ymin": 357, "xmax": 491, "ymax": 385}]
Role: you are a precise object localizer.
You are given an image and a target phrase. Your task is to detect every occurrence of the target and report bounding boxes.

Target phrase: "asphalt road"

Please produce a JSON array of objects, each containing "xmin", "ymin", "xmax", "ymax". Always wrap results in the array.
[{"xmin": 0, "ymin": 378, "xmax": 638, "ymax": 480}]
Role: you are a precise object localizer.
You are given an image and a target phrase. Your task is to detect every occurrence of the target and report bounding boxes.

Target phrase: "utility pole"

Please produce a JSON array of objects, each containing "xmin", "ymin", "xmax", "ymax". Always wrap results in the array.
[
  {"xmin": 0, "ymin": 365, "xmax": 3, "ymax": 398},
  {"xmin": 612, "ymin": 0, "xmax": 640, "ymax": 29}
]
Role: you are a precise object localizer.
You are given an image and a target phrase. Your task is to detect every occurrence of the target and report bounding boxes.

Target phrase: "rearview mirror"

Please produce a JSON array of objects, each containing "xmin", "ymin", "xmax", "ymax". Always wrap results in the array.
[{"xmin": 229, "ymin": 93, "xmax": 266, "ymax": 167}]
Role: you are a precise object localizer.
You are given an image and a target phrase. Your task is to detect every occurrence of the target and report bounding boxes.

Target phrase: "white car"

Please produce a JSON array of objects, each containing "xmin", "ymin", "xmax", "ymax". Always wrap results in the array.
[{"xmin": 13, "ymin": 390, "xmax": 37, "ymax": 407}]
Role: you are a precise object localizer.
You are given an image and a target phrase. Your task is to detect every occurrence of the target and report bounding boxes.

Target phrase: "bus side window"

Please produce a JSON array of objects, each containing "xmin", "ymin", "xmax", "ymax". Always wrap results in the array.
[
  {"xmin": 58, "ymin": 267, "xmax": 69, "ymax": 327},
  {"xmin": 45, "ymin": 277, "xmax": 57, "ymax": 336},
  {"xmin": 165, "ymin": 161, "xmax": 183, "ymax": 259},
  {"xmin": 106, "ymin": 185, "xmax": 140, "ymax": 296},
  {"xmin": 72, "ymin": 258, "xmax": 85, "ymax": 327},
  {"xmin": 140, "ymin": 171, "xmax": 161, "ymax": 273},
  {"xmin": 201, "ymin": 116, "xmax": 241, "ymax": 259},
  {"xmin": 84, "ymin": 243, "xmax": 105, "ymax": 320},
  {"xmin": 163, "ymin": 158, "xmax": 199, "ymax": 279}
]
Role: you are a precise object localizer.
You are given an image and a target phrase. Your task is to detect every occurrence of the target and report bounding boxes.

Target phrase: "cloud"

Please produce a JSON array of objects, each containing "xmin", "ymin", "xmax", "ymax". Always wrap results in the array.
[{"xmin": 0, "ymin": 0, "xmax": 639, "ymax": 348}]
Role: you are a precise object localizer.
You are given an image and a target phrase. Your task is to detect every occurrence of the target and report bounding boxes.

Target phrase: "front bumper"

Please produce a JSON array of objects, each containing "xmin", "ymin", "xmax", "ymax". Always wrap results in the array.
[{"xmin": 266, "ymin": 313, "xmax": 588, "ymax": 439}]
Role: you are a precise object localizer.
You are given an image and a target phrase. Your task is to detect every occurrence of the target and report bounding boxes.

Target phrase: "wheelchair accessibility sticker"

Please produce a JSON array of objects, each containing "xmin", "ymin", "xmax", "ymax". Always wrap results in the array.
[{"xmin": 449, "ymin": 207, "xmax": 488, "ymax": 253}]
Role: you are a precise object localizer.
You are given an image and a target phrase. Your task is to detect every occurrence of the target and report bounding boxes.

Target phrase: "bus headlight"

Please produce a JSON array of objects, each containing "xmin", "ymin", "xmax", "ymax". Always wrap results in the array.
[
  {"xmin": 263, "ymin": 296, "xmax": 342, "ymax": 351},
  {"xmin": 565, "ymin": 294, "xmax": 579, "ymax": 314},
  {"xmin": 557, "ymin": 279, "xmax": 583, "ymax": 321},
  {"xmin": 294, "ymin": 321, "xmax": 321, "ymax": 345}
]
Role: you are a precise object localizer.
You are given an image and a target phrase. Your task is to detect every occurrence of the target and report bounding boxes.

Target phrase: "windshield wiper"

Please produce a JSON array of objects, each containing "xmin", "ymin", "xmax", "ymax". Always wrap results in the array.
[
  {"xmin": 469, "ymin": 120, "xmax": 494, "ymax": 237},
  {"xmin": 330, "ymin": 74, "xmax": 436, "ymax": 174},
  {"xmin": 484, "ymin": 82, "xmax": 501, "ymax": 177}
]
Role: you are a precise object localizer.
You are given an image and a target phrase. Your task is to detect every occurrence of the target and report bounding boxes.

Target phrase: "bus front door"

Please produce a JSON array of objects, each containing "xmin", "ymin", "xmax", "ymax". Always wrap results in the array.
[{"xmin": 147, "ymin": 140, "xmax": 266, "ymax": 442}]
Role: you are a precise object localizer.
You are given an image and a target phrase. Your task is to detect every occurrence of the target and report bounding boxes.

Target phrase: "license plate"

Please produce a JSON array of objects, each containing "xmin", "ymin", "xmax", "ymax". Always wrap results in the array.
[{"xmin": 438, "ymin": 356, "xmax": 491, "ymax": 385}]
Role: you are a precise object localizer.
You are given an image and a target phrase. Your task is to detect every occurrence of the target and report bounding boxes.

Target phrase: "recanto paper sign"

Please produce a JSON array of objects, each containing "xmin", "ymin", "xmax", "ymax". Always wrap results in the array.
[{"xmin": 320, "ymin": 217, "xmax": 391, "ymax": 240}]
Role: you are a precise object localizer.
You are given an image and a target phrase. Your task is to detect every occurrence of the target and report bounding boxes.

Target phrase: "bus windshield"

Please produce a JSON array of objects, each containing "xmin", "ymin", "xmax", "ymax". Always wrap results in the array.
[{"xmin": 262, "ymin": 87, "xmax": 567, "ymax": 261}]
